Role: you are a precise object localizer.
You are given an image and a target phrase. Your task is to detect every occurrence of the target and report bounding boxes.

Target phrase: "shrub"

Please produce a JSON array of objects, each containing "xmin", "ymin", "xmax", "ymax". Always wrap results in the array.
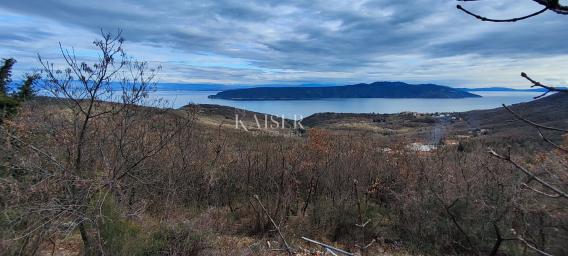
[
  {"xmin": 140, "ymin": 224, "xmax": 206, "ymax": 256},
  {"xmin": 95, "ymin": 194, "xmax": 206, "ymax": 255},
  {"xmin": 97, "ymin": 194, "xmax": 143, "ymax": 255},
  {"xmin": 0, "ymin": 95, "xmax": 19, "ymax": 119}
]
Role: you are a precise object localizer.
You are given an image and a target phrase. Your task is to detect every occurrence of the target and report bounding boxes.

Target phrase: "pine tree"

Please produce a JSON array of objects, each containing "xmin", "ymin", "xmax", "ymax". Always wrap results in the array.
[
  {"xmin": 0, "ymin": 58, "xmax": 17, "ymax": 96},
  {"xmin": 17, "ymin": 73, "xmax": 40, "ymax": 100}
]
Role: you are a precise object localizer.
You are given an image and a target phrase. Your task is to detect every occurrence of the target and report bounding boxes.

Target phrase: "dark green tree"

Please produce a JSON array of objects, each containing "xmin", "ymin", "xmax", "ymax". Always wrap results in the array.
[
  {"xmin": 17, "ymin": 73, "xmax": 40, "ymax": 100},
  {"xmin": 0, "ymin": 58, "xmax": 17, "ymax": 96},
  {"xmin": 0, "ymin": 58, "xmax": 19, "ymax": 119}
]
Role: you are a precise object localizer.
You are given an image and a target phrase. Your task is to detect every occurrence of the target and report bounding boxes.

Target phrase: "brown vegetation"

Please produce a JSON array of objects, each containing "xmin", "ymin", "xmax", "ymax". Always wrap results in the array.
[
  {"xmin": 1, "ymin": 31, "xmax": 566, "ymax": 255},
  {"xmin": 2, "ymin": 92, "xmax": 567, "ymax": 255}
]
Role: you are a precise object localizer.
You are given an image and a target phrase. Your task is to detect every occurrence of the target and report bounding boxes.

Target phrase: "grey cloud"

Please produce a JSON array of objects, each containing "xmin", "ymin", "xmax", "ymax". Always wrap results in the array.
[
  {"xmin": 0, "ymin": 0, "xmax": 567, "ymax": 85},
  {"xmin": 0, "ymin": 26, "xmax": 53, "ymax": 42},
  {"xmin": 427, "ymin": 11, "xmax": 568, "ymax": 57}
]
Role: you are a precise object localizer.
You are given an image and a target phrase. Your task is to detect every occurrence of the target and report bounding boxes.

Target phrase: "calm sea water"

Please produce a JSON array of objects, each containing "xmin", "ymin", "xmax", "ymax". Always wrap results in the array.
[{"xmin": 148, "ymin": 90, "xmax": 540, "ymax": 118}]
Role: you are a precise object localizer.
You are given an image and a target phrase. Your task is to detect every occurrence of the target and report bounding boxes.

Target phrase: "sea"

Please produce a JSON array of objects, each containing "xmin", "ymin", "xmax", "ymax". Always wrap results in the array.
[{"xmin": 147, "ymin": 90, "xmax": 541, "ymax": 118}]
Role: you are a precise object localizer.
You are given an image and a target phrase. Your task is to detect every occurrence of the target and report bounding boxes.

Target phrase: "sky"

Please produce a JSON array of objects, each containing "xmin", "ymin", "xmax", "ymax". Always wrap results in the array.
[{"xmin": 1, "ymin": 0, "xmax": 567, "ymax": 88}]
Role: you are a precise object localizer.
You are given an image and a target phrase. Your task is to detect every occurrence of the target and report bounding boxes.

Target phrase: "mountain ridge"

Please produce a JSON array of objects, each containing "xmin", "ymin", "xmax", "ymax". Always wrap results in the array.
[
  {"xmin": 209, "ymin": 81, "xmax": 480, "ymax": 100},
  {"xmin": 456, "ymin": 87, "xmax": 563, "ymax": 92}
]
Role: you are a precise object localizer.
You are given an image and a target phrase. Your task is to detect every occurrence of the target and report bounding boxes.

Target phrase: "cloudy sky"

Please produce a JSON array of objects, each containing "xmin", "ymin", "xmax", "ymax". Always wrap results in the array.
[{"xmin": 1, "ymin": 0, "xmax": 567, "ymax": 88}]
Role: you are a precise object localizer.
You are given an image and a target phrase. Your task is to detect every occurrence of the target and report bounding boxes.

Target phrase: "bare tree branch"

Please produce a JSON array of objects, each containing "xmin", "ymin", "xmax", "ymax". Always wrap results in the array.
[
  {"xmin": 301, "ymin": 237, "xmax": 355, "ymax": 256},
  {"xmin": 537, "ymin": 128, "xmax": 568, "ymax": 153},
  {"xmin": 532, "ymin": 0, "xmax": 568, "ymax": 15},
  {"xmin": 501, "ymin": 104, "xmax": 568, "ymax": 133},
  {"xmin": 521, "ymin": 72, "xmax": 568, "ymax": 99},
  {"xmin": 522, "ymin": 183, "xmax": 563, "ymax": 198},
  {"xmin": 1, "ymin": 128, "xmax": 67, "ymax": 172},
  {"xmin": 457, "ymin": 0, "xmax": 568, "ymax": 23},
  {"xmin": 253, "ymin": 195, "xmax": 293, "ymax": 255},
  {"xmin": 457, "ymin": 4, "xmax": 548, "ymax": 22},
  {"xmin": 488, "ymin": 149, "xmax": 568, "ymax": 198},
  {"xmin": 511, "ymin": 229, "xmax": 554, "ymax": 256}
]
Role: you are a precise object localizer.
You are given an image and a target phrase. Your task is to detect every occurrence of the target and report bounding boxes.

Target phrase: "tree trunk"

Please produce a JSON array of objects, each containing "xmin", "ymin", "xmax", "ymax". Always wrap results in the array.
[{"xmin": 78, "ymin": 222, "xmax": 95, "ymax": 256}]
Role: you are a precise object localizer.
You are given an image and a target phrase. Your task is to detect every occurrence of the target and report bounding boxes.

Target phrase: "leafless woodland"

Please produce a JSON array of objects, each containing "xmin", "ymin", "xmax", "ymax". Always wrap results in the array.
[{"xmin": 1, "ymin": 1, "xmax": 568, "ymax": 255}]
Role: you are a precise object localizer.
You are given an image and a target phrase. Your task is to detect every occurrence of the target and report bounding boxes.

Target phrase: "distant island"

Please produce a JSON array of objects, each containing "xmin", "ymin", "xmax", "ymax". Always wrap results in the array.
[
  {"xmin": 457, "ymin": 87, "xmax": 548, "ymax": 92},
  {"xmin": 208, "ymin": 81, "xmax": 481, "ymax": 100}
]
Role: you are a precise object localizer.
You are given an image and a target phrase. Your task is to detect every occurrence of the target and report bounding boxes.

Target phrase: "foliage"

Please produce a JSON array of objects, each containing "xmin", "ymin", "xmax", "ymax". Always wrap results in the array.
[
  {"xmin": 0, "ymin": 59, "xmax": 39, "ymax": 120},
  {"xmin": 96, "ymin": 193, "xmax": 142, "ymax": 255},
  {"xmin": 0, "ymin": 58, "xmax": 16, "ymax": 96},
  {"xmin": 90, "ymin": 193, "xmax": 205, "ymax": 255},
  {"xmin": 140, "ymin": 224, "xmax": 205, "ymax": 256},
  {"xmin": 16, "ymin": 73, "xmax": 40, "ymax": 100},
  {"xmin": 0, "ymin": 95, "xmax": 20, "ymax": 120},
  {"xmin": 0, "ymin": 58, "xmax": 19, "ymax": 121}
]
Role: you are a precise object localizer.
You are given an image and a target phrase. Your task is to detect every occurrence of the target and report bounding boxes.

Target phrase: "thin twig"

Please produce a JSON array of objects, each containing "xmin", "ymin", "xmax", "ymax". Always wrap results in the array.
[
  {"xmin": 253, "ymin": 195, "xmax": 293, "ymax": 255},
  {"xmin": 521, "ymin": 183, "xmax": 562, "ymax": 198},
  {"xmin": 301, "ymin": 237, "xmax": 355, "ymax": 256},
  {"xmin": 531, "ymin": 0, "xmax": 568, "ymax": 15},
  {"xmin": 501, "ymin": 104, "xmax": 568, "ymax": 133},
  {"xmin": 537, "ymin": 129, "xmax": 568, "ymax": 153},
  {"xmin": 355, "ymin": 220, "xmax": 371, "ymax": 228},
  {"xmin": 444, "ymin": 198, "xmax": 480, "ymax": 255},
  {"xmin": 457, "ymin": 5, "xmax": 548, "ymax": 22},
  {"xmin": 488, "ymin": 149, "xmax": 568, "ymax": 198},
  {"xmin": 457, "ymin": 0, "xmax": 568, "ymax": 22},
  {"xmin": 355, "ymin": 239, "xmax": 376, "ymax": 250},
  {"xmin": 2, "ymin": 129, "xmax": 67, "ymax": 172},
  {"xmin": 521, "ymin": 72, "xmax": 568, "ymax": 99},
  {"xmin": 511, "ymin": 229, "xmax": 554, "ymax": 256}
]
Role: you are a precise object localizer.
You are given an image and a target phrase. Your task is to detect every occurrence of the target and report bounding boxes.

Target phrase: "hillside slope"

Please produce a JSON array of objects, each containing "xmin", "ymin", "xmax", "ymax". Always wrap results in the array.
[{"xmin": 457, "ymin": 92, "xmax": 568, "ymax": 133}]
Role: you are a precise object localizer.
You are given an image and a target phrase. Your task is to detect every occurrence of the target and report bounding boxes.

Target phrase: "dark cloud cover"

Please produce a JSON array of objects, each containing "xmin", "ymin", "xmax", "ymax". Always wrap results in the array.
[{"xmin": 0, "ymin": 0, "xmax": 567, "ymax": 87}]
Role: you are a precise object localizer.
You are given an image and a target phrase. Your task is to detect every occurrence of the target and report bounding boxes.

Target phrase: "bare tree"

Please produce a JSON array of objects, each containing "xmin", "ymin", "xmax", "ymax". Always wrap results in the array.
[{"xmin": 1, "ymin": 30, "xmax": 192, "ymax": 255}]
